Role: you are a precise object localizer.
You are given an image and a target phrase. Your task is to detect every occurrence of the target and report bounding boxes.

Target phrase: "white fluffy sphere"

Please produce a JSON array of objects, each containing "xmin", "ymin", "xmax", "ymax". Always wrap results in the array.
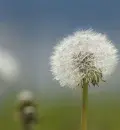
[
  {"xmin": 0, "ymin": 48, "xmax": 19, "ymax": 82},
  {"xmin": 23, "ymin": 106, "xmax": 35, "ymax": 114},
  {"xmin": 18, "ymin": 90, "xmax": 34, "ymax": 101},
  {"xmin": 50, "ymin": 29, "xmax": 119, "ymax": 88}
]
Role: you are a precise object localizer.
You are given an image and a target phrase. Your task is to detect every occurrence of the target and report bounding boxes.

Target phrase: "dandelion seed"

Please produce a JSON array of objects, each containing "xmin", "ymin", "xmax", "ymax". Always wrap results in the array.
[
  {"xmin": 50, "ymin": 29, "xmax": 118, "ymax": 88},
  {"xmin": 50, "ymin": 29, "xmax": 119, "ymax": 130}
]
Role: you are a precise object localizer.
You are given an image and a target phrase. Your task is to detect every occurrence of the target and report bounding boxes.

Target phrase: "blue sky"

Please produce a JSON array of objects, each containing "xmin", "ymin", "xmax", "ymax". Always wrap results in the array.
[
  {"xmin": 1, "ymin": 0, "xmax": 120, "ymax": 41},
  {"xmin": 0, "ymin": 0, "xmax": 120, "ymax": 94},
  {"xmin": 1, "ymin": 0, "xmax": 120, "ymax": 24}
]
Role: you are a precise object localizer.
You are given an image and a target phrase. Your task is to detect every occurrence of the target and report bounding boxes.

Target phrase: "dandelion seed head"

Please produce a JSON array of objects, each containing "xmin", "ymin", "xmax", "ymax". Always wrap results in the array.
[
  {"xmin": 23, "ymin": 106, "xmax": 35, "ymax": 114},
  {"xmin": 50, "ymin": 29, "xmax": 119, "ymax": 88},
  {"xmin": 18, "ymin": 90, "xmax": 34, "ymax": 102},
  {"xmin": 0, "ymin": 48, "xmax": 19, "ymax": 82}
]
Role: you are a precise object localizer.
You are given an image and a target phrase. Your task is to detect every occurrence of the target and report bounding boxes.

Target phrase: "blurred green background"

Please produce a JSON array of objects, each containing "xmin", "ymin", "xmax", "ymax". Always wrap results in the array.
[{"xmin": 0, "ymin": 85, "xmax": 120, "ymax": 130}]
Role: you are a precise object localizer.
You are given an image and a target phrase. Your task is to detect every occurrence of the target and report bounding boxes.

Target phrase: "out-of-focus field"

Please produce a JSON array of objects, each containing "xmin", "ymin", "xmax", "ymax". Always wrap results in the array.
[{"xmin": 0, "ymin": 91, "xmax": 120, "ymax": 130}]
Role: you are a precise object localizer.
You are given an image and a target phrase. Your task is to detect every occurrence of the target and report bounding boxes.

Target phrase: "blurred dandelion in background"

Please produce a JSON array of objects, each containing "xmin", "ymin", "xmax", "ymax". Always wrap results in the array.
[
  {"xmin": 0, "ymin": 46, "xmax": 20, "ymax": 95},
  {"xmin": 50, "ymin": 29, "xmax": 119, "ymax": 130},
  {"xmin": 0, "ymin": 50, "xmax": 19, "ymax": 82},
  {"xmin": 17, "ymin": 90, "xmax": 34, "ymax": 102},
  {"xmin": 16, "ymin": 90, "xmax": 38, "ymax": 130}
]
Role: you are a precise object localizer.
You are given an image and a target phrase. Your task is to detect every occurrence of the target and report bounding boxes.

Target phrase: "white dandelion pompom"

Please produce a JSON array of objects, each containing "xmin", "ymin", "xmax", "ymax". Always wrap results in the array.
[
  {"xmin": 0, "ymin": 48, "xmax": 19, "ymax": 82},
  {"xmin": 18, "ymin": 90, "xmax": 34, "ymax": 102},
  {"xmin": 50, "ymin": 29, "xmax": 119, "ymax": 88},
  {"xmin": 23, "ymin": 106, "xmax": 35, "ymax": 115}
]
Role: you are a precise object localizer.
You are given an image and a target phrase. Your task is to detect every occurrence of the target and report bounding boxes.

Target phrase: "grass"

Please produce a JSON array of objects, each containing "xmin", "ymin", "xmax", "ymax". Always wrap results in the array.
[{"xmin": 0, "ymin": 91, "xmax": 120, "ymax": 130}]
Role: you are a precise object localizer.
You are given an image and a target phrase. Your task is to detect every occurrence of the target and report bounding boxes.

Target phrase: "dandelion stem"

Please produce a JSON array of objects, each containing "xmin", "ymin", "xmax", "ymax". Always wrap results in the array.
[{"xmin": 81, "ymin": 82, "xmax": 88, "ymax": 130}]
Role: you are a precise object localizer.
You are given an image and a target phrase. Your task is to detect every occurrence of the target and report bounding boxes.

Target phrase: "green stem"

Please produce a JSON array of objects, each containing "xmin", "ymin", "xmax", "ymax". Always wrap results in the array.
[{"xmin": 81, "ymin": 83, "xmax": 88, "ymax": 130}]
